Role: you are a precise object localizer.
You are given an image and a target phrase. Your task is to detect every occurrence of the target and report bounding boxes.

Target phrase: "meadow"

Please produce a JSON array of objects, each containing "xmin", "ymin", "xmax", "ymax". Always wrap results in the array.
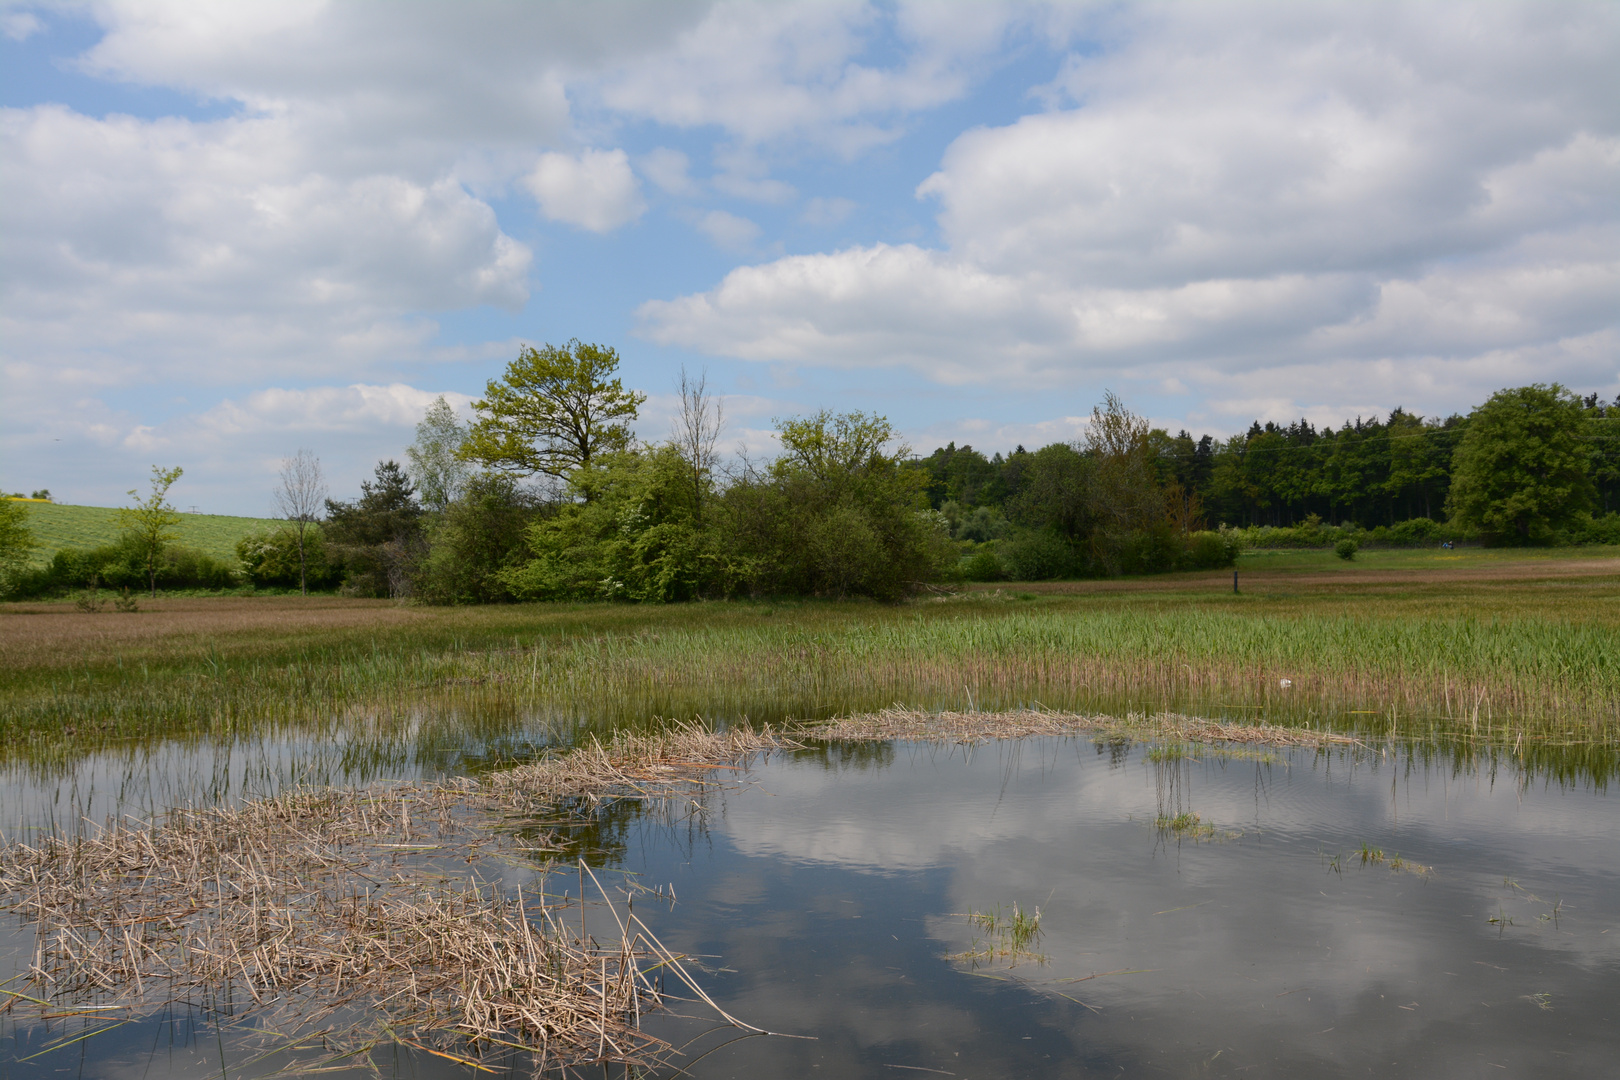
[
  {"xmin": 9, "ymin": 500, "xmax": 279, "ymax": 564},
  {"xmin": 2, "ymin": 546, "xmax": 1616, "ymax": 779}
]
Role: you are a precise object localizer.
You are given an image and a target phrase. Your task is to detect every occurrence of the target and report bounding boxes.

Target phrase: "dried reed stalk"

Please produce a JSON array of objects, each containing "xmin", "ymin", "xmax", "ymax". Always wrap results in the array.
[
  {"xmin": 809, "ymin": 707, "xmax": 1362, "ymax": 748},
  {"xmin": 0, "ymin": 724, "xmax": 801, "ymax": 1072}
]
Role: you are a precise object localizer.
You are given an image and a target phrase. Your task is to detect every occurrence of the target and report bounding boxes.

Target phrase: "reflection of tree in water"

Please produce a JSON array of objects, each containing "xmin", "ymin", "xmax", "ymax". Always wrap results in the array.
[
  {"xmin": 792, "ymin": 740, "xmax": 896, "ymax": 772},
  {"xmin": 1094, "ymin": 737, "xmax": 1132, "ymax": 768},
  {"xmin": 1152, "ymin": 752, "xmax": 1192, "ymax": 824},
  {"xmin": 508, "ymin": 792, "xmax": 717, "ymax": 868}
]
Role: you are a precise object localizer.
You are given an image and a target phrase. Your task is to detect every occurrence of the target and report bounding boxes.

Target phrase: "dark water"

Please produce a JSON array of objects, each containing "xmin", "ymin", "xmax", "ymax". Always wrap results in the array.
[{"xmin": 4, "ymin": 735, "xmax": 1618, "ymax": 1078}]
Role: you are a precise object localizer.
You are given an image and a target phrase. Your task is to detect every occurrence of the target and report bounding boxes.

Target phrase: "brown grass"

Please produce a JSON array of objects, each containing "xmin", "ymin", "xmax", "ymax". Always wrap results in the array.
[
  {"xmin": 805, "ymin": 707, "xmax": 1363, "ymax": 748},
  {"xmin": 0, "ymin": 724, "xmax": 803, "ymax": 1073}
]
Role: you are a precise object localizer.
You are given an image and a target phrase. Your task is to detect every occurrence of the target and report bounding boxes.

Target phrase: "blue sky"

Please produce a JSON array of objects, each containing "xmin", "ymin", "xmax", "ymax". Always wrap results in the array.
[{"xmin": 3, "ymin": 1, "xmax": 1617, "ymax": 514}]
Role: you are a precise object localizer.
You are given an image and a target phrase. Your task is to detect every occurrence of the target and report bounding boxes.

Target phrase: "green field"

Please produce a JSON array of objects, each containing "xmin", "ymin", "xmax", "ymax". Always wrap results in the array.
[{"xmin": 7, "ymin": 499, "xmax": 280, "ymax": 565}]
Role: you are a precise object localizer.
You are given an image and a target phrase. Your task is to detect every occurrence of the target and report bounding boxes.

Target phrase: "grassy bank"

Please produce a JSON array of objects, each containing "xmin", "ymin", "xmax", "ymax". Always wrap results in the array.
[
  {"xmin": 2, "ymin": 548, "xmax": 1616, "ymax": 774},
  {"xmin": 10, "ymin": 500, "xmax": 279, "ymax": 565}
]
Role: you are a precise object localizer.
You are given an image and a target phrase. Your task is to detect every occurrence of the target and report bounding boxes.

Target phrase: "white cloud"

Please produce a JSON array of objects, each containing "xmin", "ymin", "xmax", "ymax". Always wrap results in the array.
[
  {"xmin": 2, "ymin": 10, "xmax": 43, "ymax": 41},
  {"xmin": 1, "ymin": 105, "xmax": 531, "ymax": 386},
  {"xmin": 523, "ymin": 148, "xmax": 645, "ymax": 232},
  {"xmin": 595, "ymin": 0, "xmax": 1000, "ymax": 152},
  {"xmin": 639, "ymin": 147, "xmax": 699, "ymax": 197},
  {"xmin": 693, "ymin": 209, "xmax": 761, "ymax": 252},
  {"xmin": 639, "ymin": 1, "xmax": 1620, "ymax": 419}
]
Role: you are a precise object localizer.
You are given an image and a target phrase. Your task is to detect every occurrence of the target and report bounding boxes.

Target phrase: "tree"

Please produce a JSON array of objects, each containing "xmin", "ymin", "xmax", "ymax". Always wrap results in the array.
[
  {"xmin": 273, "ymin": 449, "xmax": 327, "ymax": 595},
  {"xmin": 462, "ymin": 340, "xmax": 646, "ymax": 483},
  {"xmin": 0, "ymin": 499, "xmax": 39, "ymax": 595},
  {"xmin": 323, "ymin": 461, "xmax": 424, "ymax": 597},
  {"xmin": 1447, "ymin": 384, "xmax": 1594, "ymax": 545},
  {"xmin": 118, "ymin": 465, "xmax": 184, "ymax": 598},
  {"xmin": 672, "ymin": 367, "xmax": 724, "ymax": 528},
  {"xmin": 406, "ymin": 396, "xmax": 470, "ymax": 513},
  {"xmin": 726, "ymin": 410, "xmax": 948, "ymax": 601}
]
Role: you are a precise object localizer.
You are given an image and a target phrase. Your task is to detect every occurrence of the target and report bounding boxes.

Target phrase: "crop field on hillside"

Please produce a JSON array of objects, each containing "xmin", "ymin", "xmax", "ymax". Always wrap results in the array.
[{"xmin": 8, "ymin": 500, "xmax": 280, "ymax": 564}]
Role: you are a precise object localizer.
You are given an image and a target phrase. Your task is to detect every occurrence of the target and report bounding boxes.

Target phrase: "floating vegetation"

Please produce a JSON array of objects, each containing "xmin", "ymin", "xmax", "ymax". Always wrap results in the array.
[
  {"xmin": 1155, "ymin": 811, "xmax": 1218, "ymax": 840},
  {"xmin": 951, "ymin": 903, "xmax": 1046, "ymax": 967},
  {"xmin": 1348, "ymin": 844, "xmax": 1430, "ymax": 875},
  {"xmin": 0, "ymin": 724, "xmax": 801, "ymax": 1074}
]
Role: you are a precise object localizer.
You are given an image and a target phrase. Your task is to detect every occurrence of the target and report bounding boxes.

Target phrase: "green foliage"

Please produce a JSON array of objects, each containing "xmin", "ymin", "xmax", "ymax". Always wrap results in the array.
[
  {"xmin": 1335, "ymin": 538, "xmax": 1359, "ymax": 560},
  {"xmin": 961, "ymin": 546, "xmax": 1005, "ymax": 582},
  {"xmin": 417, "ymin": 474, "xmax": 546, "ymax": 604},
  {"xmin": 323, "ymin": 462, "xmax": 423, "ymax": 597},
  {"xmin": 462, "ymin": 340, "xmax": 645, "ymax": 481},
  {"xmin": 502, "ymin": 445, "xmax": 723, "ymax": 603},
  {"xmin": 0, "ymin": 500, "xmax": 39, "ymax": 595},
  {"xmin": 406, "ymin": 396, "xmax": 470, "ymax": 513},
  {"xmin": 723, "ymin": 411, "xmax": 954, "ymax": 601},
  {"xmin": 117, "ymin": 466, "xmax": 185, "ymax": 597},
  {"xmin": 1563, "ymin": 512, "xmax": 1620, "ymax": 547},
  {"xmin": 237, "ymin": 528, "xmax": 336, "ymax": 590},
  {"xmin": 11, "ymin": 536, "xmax": 240, "ymax": 596},
  {"xmin": 1447, "ymin": 384, "xmax": 1594, "ymax": 545}
]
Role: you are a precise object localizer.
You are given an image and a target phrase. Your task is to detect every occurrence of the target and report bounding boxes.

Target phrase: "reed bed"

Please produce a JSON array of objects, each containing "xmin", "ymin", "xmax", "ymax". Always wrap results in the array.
[
  {"xmin": 809, "ymin": 706, "xmax": 1363, "ymax": 748},
  {"xmin": 4, "ymin": 606, "xmax": 1617, "ymax": 765},
  {"xmin": 0, "ymin": 725, "xmax": 801, "ymax": 1073}
]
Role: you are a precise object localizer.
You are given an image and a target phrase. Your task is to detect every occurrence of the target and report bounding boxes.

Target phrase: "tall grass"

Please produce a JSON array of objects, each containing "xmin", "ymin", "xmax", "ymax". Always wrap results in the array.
[{"xmin": 4, "ymin": 603, "xmax": 1615, "ymax": 767}]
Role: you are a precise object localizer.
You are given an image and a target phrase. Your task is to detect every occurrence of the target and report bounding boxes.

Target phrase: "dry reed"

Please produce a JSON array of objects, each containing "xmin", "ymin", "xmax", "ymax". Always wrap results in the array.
[
  {"xmin": 808, "ymin": 707, "xmax": 1362, "ymax": 748},
  {"xmin": 0, "ymin": 724, "xmax": 801, "ymax": 1073}
]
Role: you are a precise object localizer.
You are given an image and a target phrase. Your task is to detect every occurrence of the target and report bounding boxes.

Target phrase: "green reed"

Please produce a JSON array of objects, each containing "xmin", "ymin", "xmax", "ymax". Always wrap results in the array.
[{"xmin": 3, "ymin": 595, "xmax": 1617, "ymax": 778}]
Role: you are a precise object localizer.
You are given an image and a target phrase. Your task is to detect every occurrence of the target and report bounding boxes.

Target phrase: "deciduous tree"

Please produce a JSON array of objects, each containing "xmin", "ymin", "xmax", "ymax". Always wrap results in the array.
[
  {"xmin": 1447, "ymin": 384, "xmax": 1594, "ymax": 544},
  {"xmin": 462, "ymin": 340, "xmax": 645, "ymax": 483},
  {"xmin": 273, "ymin": 450, "xmax": 326, "ymax": 595},
  {"xmin": 118, "ymin": 465, "xmax": 184, "ymax": 597},
  {"xmin": 406, "ymin": 396, "xmax": 470, "ymax": 513}
]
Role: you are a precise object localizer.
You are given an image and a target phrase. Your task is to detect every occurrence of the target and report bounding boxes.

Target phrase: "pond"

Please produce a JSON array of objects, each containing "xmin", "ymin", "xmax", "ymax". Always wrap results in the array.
[{"xmin": 4, "ymin": 731, "xmax": 1618, "ymax": 1078}]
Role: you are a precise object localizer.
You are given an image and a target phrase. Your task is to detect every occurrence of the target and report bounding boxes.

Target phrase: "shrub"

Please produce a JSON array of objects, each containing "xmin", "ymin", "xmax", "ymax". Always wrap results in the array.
[
  {"xmin": 999, "ymin": 529, "xmax": 1083, "ymax": 581},
  {"xmin": 961, "ymin": 546, "xmax": 1005, "ymax": 582},
  {"xmin": 1335, "ymin": 538, "xmax": 1359, "ymax": 560},
  {"xmin": 237, "ymin": 528, "xmax": 336, "ymax": 590}
]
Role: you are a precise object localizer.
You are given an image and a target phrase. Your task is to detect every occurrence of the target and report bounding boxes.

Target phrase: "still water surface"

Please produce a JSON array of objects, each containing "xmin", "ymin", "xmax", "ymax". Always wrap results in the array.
[{"xmin": 4, "ymin": 733, "xmax": 1617, "ymax": 1078}]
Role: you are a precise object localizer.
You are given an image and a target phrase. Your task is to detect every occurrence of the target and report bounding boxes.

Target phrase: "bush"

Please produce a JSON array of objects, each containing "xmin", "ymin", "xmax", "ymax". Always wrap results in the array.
[
  {"xmin": 999, "ymin": 529, "xmax": 1083, "ymax": 581},
  {"xmin": 1563, "ymin": 512, "xmax": 1620, "ymax": 546},
  {"xmin": 1335, "ymin": 538, "xmax": 1359, "ymax": 560},
  {"xmin": 237, "ymin": 528, "xmax": 336, "ymax": 590},
  {"xmin": 9, "ymin": 537, "xmax": 242, "ymax": 597},
  {"xmin": 961, "ymin": 545, "xmax": 1005, "ymax": 582},
  {"xmin": 418, "ymin": 474, "xmax": 548, "ymax": 604},
  {"xmin": 1179, "ymin": 529, "xmax": 1242, "ymax": 570}
]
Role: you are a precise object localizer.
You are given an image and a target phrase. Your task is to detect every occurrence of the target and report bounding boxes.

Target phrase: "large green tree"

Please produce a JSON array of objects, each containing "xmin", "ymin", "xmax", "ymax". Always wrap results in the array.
[
  {"xmin": 118, "ymin": 465, "xmax": 184, "ymax": 597},
  {"xmin": 1446, "ymin": 384, "xmax": 1594, "ymax": 545},
  {"xmin": 462, "ymin": 340, "xmax": 645, "ymax": 482}
]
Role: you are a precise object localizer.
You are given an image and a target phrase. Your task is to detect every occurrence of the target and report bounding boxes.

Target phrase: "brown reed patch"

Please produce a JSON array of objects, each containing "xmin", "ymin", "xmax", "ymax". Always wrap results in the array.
[
  {"xmin": 0, "ymin": 724, "xmax": 802, "ymax": 1073},
  {"xmin": 806, "ymin": 707, "xmax": 1362, "ymax": 748}
]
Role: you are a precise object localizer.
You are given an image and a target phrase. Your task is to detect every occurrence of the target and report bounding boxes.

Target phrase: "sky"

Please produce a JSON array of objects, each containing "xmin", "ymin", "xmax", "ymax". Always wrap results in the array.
[{"xmin": 2, "ymin": 1, "xmax": 1617, "ymax": 515}]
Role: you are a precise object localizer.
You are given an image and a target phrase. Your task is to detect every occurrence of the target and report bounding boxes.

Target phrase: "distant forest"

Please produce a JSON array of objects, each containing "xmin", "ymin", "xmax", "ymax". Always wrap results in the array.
[{"xmin": 916, "ymin": 392, "xmax": 1620, "ymax": 532}]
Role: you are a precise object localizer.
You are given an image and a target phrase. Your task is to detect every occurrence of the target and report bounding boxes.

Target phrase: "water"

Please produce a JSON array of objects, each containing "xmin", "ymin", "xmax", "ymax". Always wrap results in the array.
[{"xmin": 4, "ymin": 734, "xmax": 1618, "ymax": 1077}]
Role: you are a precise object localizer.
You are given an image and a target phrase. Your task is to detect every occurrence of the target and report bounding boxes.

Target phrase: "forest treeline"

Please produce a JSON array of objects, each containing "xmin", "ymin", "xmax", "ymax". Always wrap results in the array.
[
  {"xmin": 921, "ymin": 386, "xmax": 1620, "ymax": 552},
  {"xmin": 3, "ymin": 342, "xmax": 1617, "ymax": 603}
]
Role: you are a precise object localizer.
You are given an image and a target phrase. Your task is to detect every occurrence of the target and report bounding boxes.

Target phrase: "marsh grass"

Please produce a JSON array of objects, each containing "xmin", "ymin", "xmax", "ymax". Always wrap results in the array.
[
  {"xmin": 1154, "ymin": 811, "xmax": 1218, "ymax": 840},
  {"xmin": 3, "ymin": 551, "xmax": 1618, "ymax": 790},
  {"xmin": 953, "ymin": 903, "xmax": 1046, "ymax": 967}
]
